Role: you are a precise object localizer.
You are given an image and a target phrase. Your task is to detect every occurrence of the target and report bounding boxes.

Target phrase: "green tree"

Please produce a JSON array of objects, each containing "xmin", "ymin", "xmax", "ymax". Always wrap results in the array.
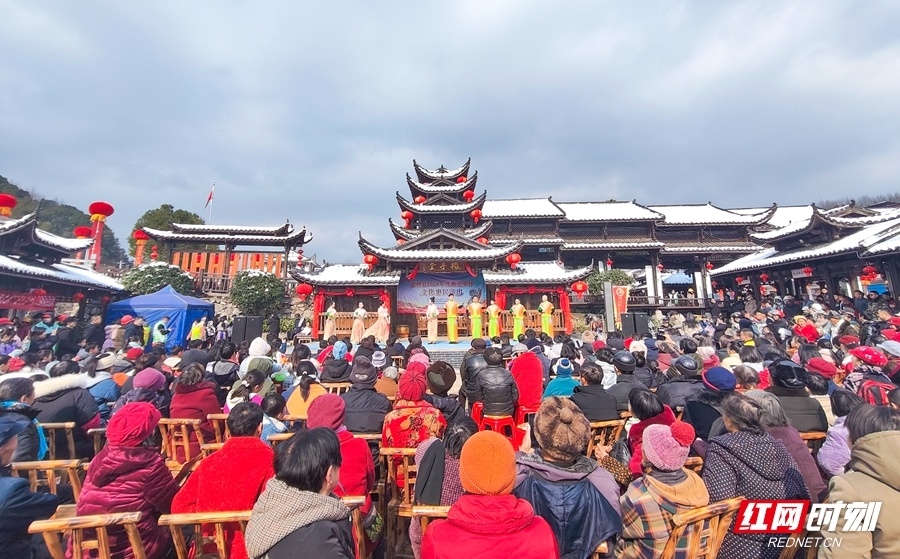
[
  {"xmin": 121, "ymin": 262, "xmax": 196, "ymax": 295},
  {"xmin": 0, "ymin": 175, "xmax": 128, "ymax": 266},
  {"xmin": 130, "ymin": 204, "xmax": 207, "ymax": 261},
  {"xmin": 230, "ymin": 270, "xmax": 285, "ymax": 316},
  {"xmin": 587, "ymin": 269, "xmax": 634, "ymax": 292}
]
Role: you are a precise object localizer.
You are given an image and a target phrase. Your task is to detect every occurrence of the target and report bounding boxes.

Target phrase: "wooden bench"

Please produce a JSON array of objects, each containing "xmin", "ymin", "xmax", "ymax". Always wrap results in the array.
[
  {"xmin": 88, "ymin": 428, "xmax": 107, "ymax": 456},
  {"xmin": 585, "ymin": 419, "xmax": 626, "ymax": 456},
  {"xmin": 30, "ymin": 508, "xmax": 146, "ymax": 559},
  {"xmin": 41, "ymin": 422, "xmax": 76, "ymax": 460},
  {"xmin": 159, "ymin": 510, "xmax": 252, "ymax": 559},
  {"xmin": 322, "ymin": 382, "xmax": 352, "ymax": 395},
  {"xmin": 207, "ymin": 414, "xmax": 230, "ymax": 443},
  {"xmin": 799, "ymin": 431, "xmax": 827, "ymax": 458},
  {"xmin": 158, "ymin": 418, "xmax": 206, "ymax": 463},
  {"xmin": 11, "ymin": 459, "xmax": 83, "ymax": 500},
  {"xmin": 658, "ymin": 496, "xmax": 743, "ymax": 559}
]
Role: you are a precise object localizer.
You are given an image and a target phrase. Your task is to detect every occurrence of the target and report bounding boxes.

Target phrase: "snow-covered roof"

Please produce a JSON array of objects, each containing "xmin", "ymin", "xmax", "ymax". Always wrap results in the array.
[
  {"xmin": 482, "ymin": 261, "xmax": 593, "ymax": 285},
  {"xmin": 661, "ymin": 244, "xmax": 760, "ymax": 253},
  {"xmin": 489, "ymin": 235, "xmax": 565, "ymax": 245},
  {"xmin": 563, "ymin": 241, "xmax": 665, "ymax": 250},
  {"xmin": 292, "ymin": 264, "xmax": 400, "ymax": 286},
  {"xmin": 142, "ymin": 227, "xmax": 311, "ymax": 246},
  {"xmin": 171, "ymin": 222, "xmax": 292, "ymax": 235},
  {"xmin": 750, "ymin": 206, "xmax": 816, "ymax": 241},
  {"xmin": 712, "ymin": 217, "xmax": 900, "ymax": 275},
  {"xmin": 482, "ymin": 198, "xmax": 565, "ymax": 219},
  {"xmin": 0, "ymin": 254, "xmax": 124, "ymax": 290},
  {"xmin": 396, "ymin": 192, "xmax": 486, "ymax": 214},
  {"xmin": 0, "ymin": 213, "xmax": 94, "ymax": 253},
  {"xmin": 556, "ymin": 201, "xmax": 662, "ymax": 222},
  {"xmin": 390, "ymin": 219, "xmax": 493, "ymax": 241},
  {"xmin": 360, "ymin": 238, "xmax": 523, "ymax": 261},
  {"xmin": 413, "ymin": 159, "xmax": 471, "ymax": 181},
  {"xmin": 649, "ymin": 203, "xmax": 774, "ymax": 225},
  {"xmin": 407, "ymin": 173, "xmax": 477, "ymax": 194}
]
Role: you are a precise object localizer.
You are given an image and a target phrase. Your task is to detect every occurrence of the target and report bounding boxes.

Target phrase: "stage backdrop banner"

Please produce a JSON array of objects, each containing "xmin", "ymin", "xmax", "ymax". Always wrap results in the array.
[{"xmin": 398, "ymin": 272, "xmax": 486, "ymax": 314}]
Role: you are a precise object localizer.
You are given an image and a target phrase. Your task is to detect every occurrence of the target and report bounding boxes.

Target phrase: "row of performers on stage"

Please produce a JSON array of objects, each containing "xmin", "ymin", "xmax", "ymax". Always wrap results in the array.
[{"xmin": 425, "ymin": 294, "xmax": 555, "ymax": 344}]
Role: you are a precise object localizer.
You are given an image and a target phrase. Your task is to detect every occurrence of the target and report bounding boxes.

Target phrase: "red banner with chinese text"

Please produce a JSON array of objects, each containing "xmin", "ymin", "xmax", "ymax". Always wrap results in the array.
[
  {"xmin": 0, "ymin": 289, "xmax": 56, "ymax": 311},
  {"xmin": 612, "ymin": 286, "xmax": 629, "ymax": 328}
]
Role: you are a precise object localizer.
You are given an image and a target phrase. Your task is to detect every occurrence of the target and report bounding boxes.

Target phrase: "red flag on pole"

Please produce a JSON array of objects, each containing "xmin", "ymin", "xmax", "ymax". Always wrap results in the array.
[{"xmin": 205, "ymin": 183, "xmax": 215, "ymax": 208}]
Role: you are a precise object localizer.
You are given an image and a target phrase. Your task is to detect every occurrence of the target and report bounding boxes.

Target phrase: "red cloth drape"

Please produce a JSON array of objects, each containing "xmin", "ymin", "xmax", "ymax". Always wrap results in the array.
[
  {"xmin": 312, "ymin": 290, "xmax": 326, "ymax": 338},
  {"xmin": 495, "ymin": 288, "xmax": 506, "ymax": 310},
  {"xmin": 556, "ymin": 287, "xmax": 573, "ymax": 334}
]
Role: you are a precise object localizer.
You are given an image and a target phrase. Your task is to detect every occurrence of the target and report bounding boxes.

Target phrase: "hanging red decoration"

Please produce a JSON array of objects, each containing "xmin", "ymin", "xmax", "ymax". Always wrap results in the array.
[
  {"xmin": 706, "ymin": 262, "xmax": 714, "ymax": 271},
  {"xmin": 571, "ymin": 280, "xmax": 588, "ymax": 300},
  {"xmin": 477, "ymin": 237, "xmax": 489, "ymax": 244},
  {"xmin": 295, "ymin": 283, "xmax": 313, "ymax": 301},
  {"xmin": 255, "ymin": 254, "xmax": 262, "ymax": 262},
  {"xmin": 397, "ymin": 238, "xmax": 406, "ymax": 245},
  {"xmin": 759, "ymin": 273, "xmax": 769, "ymax": 283},
  {"xmin": 345, "ymin": 288, "xmax": 355, "ymax": 298},
  {"xmin": 363, "ymin": 254, "xmax": 379, "ymax": 271},
  {"xmin": 711, "ymin": 280, "xmax": 718, "ymax": 289},
  {"xmin": 72, "ymin": 292, "xmax": 85, "ymax": 302},
  {"xmin": 400, "ymin": 210, "xmax": 413, "ymax": 229},
  {"xmin": 862, "ymin": 264, "xmax": 877, "ymax": 276},
  {"xmin": 32, "ymin": 288, "xmax": 47, "ymax": 296},
  {"xmin": 456, "ymin": 176, "xmax": 467, "ymax": 184},
  {"xmin": 470, "ymin": 209, "xmax": 482, "ymax": 224},
  {"xmin": 196, "ymin": 254, "xmax": 203, "ymax": 263},
  {"xmin": 88, "ymin": 202, "xmax": 115, "ymax": 221},
  {"xmin": 213, "ymin": 254, "xmax": 220, "ymax": 264},
  {"xmin": 414, "ymin": 195, "xmax": 426, "ymax": 204},
  {"xmin": 150, "ymin": 245, "xmax": 159, "ymax": 260},
  {"xmin": 527, "ymin": 285, "xmax": 536, "ymax": 295},
  {"xmin": 802, "ymin": 265, "xmax": 813, "ymax": 277},
  {"xmin": 132, "ymin": 230, "xmax": 149, "ymax": 241},
  {"xmin": 73, "ymin": 226, "xmax": 93, "ymax": 239},
  {"xmin": 606, "ymin": 258, "xmax": 613, "ymax": 268},
  {"xmin": 735, "ymin": 276, "xmax": 744, "ymax": 284},
  {"xmin": 462, "ymin": 190, "xmax": 475, "ymax": 202},
  {"xmin": 657, "ymin": 263, "xmax": 664, "ymax": 271},
  {"xmin": 100, "ymin": 296, "xmax": 111, "ymax": 305},
  {"xmin": 0, "ymin": 193, "xmax": 17, "ymax": 217},
  {"xmin": 506, "ymin": 253, "xmax": 522, "ymax": 270}
]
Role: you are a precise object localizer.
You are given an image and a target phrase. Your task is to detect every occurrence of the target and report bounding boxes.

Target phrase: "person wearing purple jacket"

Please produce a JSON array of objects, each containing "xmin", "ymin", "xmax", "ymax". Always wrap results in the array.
[{"xmin": 817, "ymin": 389, "xmax": 866, "ymax": 477}]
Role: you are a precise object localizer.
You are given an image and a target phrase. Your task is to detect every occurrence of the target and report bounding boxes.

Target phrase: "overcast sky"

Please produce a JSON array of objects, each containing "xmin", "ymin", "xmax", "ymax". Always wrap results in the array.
[{"xmin": 2, "ymin": 1, "xmax": 900, "ymax": 262}]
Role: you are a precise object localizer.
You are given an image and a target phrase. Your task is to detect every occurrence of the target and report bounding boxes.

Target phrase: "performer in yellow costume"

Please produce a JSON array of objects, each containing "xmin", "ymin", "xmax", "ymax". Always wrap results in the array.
[
  {"xmin": 487, "ymin": 299, "xmax": 501, "ymax": 338},
  {"xmin": 445, "ymin": 294, "xmax": 460, "ymax": 343},
  {"xmin": 538, "ymin": 294, "xmax": 555, "ymax": 337},
  {"xmin": 511, "ymin": 299, "xmax": 526, "ymax": 340},
  {"xmin": 468, "ymin": 296, "xmax": 484, "ymax": 339}
]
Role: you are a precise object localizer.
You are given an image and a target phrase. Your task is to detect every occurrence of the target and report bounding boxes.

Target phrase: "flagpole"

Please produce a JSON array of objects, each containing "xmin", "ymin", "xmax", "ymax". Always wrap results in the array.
[{"xmin": 208, "ymin": 181, "xmax": 214, "ymax": 223}]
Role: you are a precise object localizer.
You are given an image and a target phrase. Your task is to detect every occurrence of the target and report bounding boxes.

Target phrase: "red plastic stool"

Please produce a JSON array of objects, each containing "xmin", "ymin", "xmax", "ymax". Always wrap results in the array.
[
  {"xmin": 471, "ymin": 402, "xmax": 484, "ymax": 430},
  {"xmin": 515, "ymin": 403, "xmax": 540, "ymax": 426},
  {"xmin": 482, "ymin": 415, "xmax": 517, "ymax": 445}
]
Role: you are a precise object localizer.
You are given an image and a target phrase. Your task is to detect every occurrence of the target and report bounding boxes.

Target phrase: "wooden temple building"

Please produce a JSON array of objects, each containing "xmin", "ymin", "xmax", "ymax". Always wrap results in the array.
[
  {"xmin": 712, "ymin": 202, "xmax": 900, "ymax": 304},
  {"xmin": 0, "ymin": 210, "xmax": 124, "ymax": 315}
]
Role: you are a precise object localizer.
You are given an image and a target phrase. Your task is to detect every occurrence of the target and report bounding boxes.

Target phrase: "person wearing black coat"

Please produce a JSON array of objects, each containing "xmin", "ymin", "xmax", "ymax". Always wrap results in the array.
[
  {"xmin": 655, "ymin": 356, "xmax": 706, "ymax": 412},
  {"xmin": 765, "ymin": 360, "xmax": 828, "ymax": 433},
  {"xmin": 0, "ymin": 416, "xmax": 59, "ymax": 559},
  {"xmin": 33, "ymin": 369, "xmax": 101, "ymax": 459},
  {"xmin": 459, "ymin": 339, "xmax": 488, "ymax": 410},
  {"xmin": 123, "ymin": 317, "xmax": 144, "ymax": 345},
  {"xmin": 354, "ymin": 338, "xmax": 376, "ymax": 362},
  {"xmin": 570, "ymin": 364, "xmax": 619, "ymax": 421},
  {"xmin": 82, "ymin": 314, "xmax": 105, "ymax": 350},
  {"xmin": 0, "ymin": 378, "xmax": 42, "ymax": 462},
  {"xmin": 683, "ymin": 367, "xmax": 737, "ymax": 440},
  {"xmin": 340, "ymin": 356, "xmax": 391, "ymax": 433},
  {"xmin": 423, "ymin": 361, "xmax": 465, "ymax": 426},
  {"xmin": 55, "ymin": 317, "xmax": 82, "ymax": 358},
  {"xmin": 266, "ymin": 313, "xmax": 281, "ymax": 343},
  {"xmin": 402, "ymin": 336, "xmax": 429, "ymax": 367},
  {"xmin": 320, "ymin": 357, "xmax": 352, "ymax": 383},
  {"xmin": 474, "ymin": 348, "xmax": 519, "ymax": 417},
  {"xmin": 606, "ymin": 351, "xmax": 643, "ymax": 411}
]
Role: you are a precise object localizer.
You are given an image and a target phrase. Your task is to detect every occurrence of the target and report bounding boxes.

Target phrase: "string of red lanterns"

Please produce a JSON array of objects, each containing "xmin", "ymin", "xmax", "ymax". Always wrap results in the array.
[
  {"xmin": 470, "ymin": 209, "xmax": 482, "ymax": 224},
  {"xmin": 571, "ymin": 280, "xmax": 588, "ymax": 300},
  {"xmin": 462, "ymin": 190, "xmax": 475, "ymax": 202}
]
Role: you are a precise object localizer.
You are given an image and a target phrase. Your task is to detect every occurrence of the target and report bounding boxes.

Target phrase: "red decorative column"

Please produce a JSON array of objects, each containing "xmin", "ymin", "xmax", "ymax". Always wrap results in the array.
[{"xmin": 88, "ymin": 202, "xmax": 114, "ymax": 269}]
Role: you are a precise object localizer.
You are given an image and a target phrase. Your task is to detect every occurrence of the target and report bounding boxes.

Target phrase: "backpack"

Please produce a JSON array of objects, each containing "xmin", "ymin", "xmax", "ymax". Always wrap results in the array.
[{"xmin": 858, "ymin": 378, "xmax": 896, "ymax": 406}]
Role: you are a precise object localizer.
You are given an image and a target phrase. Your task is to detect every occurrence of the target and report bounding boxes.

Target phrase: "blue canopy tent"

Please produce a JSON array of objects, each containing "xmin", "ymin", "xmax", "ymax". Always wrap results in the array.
[
  {"xmin": 105, "ymin": 285, "xmax": 214, "ymax": 350},
  {"xmin": 662, "ymin": 272, "xmax": 695, "ymax": 286}
]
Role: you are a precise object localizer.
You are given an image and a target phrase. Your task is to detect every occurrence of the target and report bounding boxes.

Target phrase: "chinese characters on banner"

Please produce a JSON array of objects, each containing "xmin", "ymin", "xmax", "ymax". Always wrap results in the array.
[
  {"xmin": 0, "ymin": 289, "xmax": 56, "ymax": 311},
  {"xmin": 397, "ymin": 272, "xmax": 486, "ymax": 314},
  {"xmin": 612, "ymin": 286, "xmax": 629, "ymax": 328},
  {"xmin": 734, "ymin": 499, "xmax": 881, "ymax": 534}
]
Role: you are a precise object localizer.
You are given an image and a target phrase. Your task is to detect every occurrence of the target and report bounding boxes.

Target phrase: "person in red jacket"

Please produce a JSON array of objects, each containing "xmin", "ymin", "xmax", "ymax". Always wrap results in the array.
[
  {"xmin": 171, "ymin": 402, "xmax": 275, "ymax": 559},
  {"xmin": 421, "ymin": 430, "xmax": 558, "ymax": 559},
  {"xmin": 307, "ymin": 393, "xmax": 383, "ymax": 557},
  {"xmin": 627, "ymin": 389, "xmax": 677, "ymax": 479},
  {"xmin": 792, "ymin": 315, "xmax": 821, "ymax": 342},
  {"xmin": 510, "ymin": 349, "xmax": 544, "ymax": 411},
  {"xmin": 77, "ymin": 402, "xmax": 178, "ymax": 559},
  {"xmin": 168, "ymin": 363, "xmax": 222, "ymax": 461}
]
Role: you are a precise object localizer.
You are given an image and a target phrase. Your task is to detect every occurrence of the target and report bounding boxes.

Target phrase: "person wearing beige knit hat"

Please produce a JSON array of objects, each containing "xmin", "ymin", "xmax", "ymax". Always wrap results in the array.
[
  {"xmin": 513, "ymin": 397, "xmax": 623, "ymax": 558},
  {"xmin": 420, "ymin": 431, "xmax": 558, "ymax": 559}
]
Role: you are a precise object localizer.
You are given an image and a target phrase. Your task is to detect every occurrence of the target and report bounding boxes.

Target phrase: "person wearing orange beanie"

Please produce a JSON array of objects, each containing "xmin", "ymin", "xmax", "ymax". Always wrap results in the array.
[{"xmin": 420, "ymin": 431, "xmax": 558, "ymax": 559}]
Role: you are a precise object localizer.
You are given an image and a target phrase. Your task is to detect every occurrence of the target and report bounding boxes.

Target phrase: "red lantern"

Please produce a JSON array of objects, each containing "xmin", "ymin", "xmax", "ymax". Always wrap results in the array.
[
  {"xmin": 506, "ymin": 253, "xmax": 521, "ymax": 270},
  {"xmin": 735, "ymin": 276, "xmax": 744, "ymax": 284},
  {"xmin": 711, "ymin": 280, "xmax": 718, "ymax": 289},
  {"xmin": 657, "ymin": 263, "xmax": 664, "ymax": 271},
  {"xmin": 295, "ymin": 283, "xmax": 313, "ymax": 302},
  {"xmin": 32, "ymin": 288, "xmax": 47, "ymax": 296},
  {"xmin": 400, "ymin": 210, "xmax": 413, "ymax": 228},
  {"xmin": 0, "ymin": 193, "xmax": 17, "ymax": 217},
  {"xmin": 73, "ymin": 226, "xmax": 93, "ymax": 239},
  {"xmin": 571, "ymin": 280, "xmax": 588, "ymax": 300},
  {"xmin": 213, "ymin": 254, "xmax": 220, "ymax": 264},
  {"xmin": 230, "ymin": 253, "xmax": 236, "ymax": 261},
  {"xmin": 802, "ymin": 265, "xmax": 813, "ymax": 277},
  {"xmin": 196, "ymin": 254, "xmax": 203, "ymax": 263},
  {"xmin": 255, "ymin": 254, "xmax": 261, "ymax": 262},
  {"xmin": 72, "ymin": 292, "xmax": 85, "ymax": 302},
  {"xmin": 477, "ymin": 237, "xmax": 489, "ymax": 244},
  {"xmin": 606, "ymin": 258, "xmax": 613, "ymax": 268},
  {"xmin": 470, "ymin": 209, "xmax": 482, "ymax": 224},
  {"xmin": 132, "ymin": 230, "xmax": 149, "ymax": 241},
  {"xmin": 462, "ymin": 190, "xmax": 475, "ymax": 202},
  {"xmin": 457, "ymin": 176, "xmax": 467, "ymax": 184},
  {"xmin": 150, "ymin": 245, "xmax": 159, "ymax": 260},
  {"xmin": 862, "ymin": 264, "xmax": 877, "ymax": 276},
  {"xmin": 706, "ymin": 262, "xmax": 714, "ymax": 271},
  {"xmin": 527, "ymin": 285, "xmax": 536, "ymax": 295},
  {"xmin": 363, "ymin": 254, "xmax": 379, "ymax": 271},
  {"xmin": 101, "ymin": 296, "xmax": 110, "ymax": 305},
  {"xmin": 397, "ymin": 238, "xmax": 406, "ymax": 245},
  {"xmin": 345, "ymin": 288, "xmax": 355, "ymax": 298},
  {"xmin": 759, "ymin": 273, "xmax": 769, "ymax": 283},
  {"xmin": 88, "ymin": 201, "xmax": 114, "ymax": 221},
  {"xmin": 414, "ymin": 195, "xmax": 426, "ymax": 204}
]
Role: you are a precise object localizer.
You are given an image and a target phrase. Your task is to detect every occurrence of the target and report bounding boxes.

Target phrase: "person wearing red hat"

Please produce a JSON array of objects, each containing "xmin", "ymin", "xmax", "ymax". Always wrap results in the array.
[
  {"xmin": 382, "ymin": 363, "xmax": 446, "ymax": 487},
  {"xmin": 844, "ymin": 346, "xmax": 896, "ymax": 405},
  {"xmin": 77, "ymin": 402, "xmax": 178, "ymax": 558}
]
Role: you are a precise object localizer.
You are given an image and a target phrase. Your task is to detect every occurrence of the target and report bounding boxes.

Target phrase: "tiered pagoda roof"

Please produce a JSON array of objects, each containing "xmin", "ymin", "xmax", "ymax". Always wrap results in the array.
[
  {"xmin": 413, "ymin": 158, "xmax": 471, "ymax": 182},
  {"xmin": 142, "ymin": 221, "xmax": 312, "ymax": 247},
  {"xmin": 406, "ymin": 172, "xmax": 478, "ymax": 197},
  {"xmin": 389, "ymin": 219, "xmax": 493, "ymax": 242},
  {"xmin": 396, "ymin": 192, "xmax": 487, "ymax": 214}
]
